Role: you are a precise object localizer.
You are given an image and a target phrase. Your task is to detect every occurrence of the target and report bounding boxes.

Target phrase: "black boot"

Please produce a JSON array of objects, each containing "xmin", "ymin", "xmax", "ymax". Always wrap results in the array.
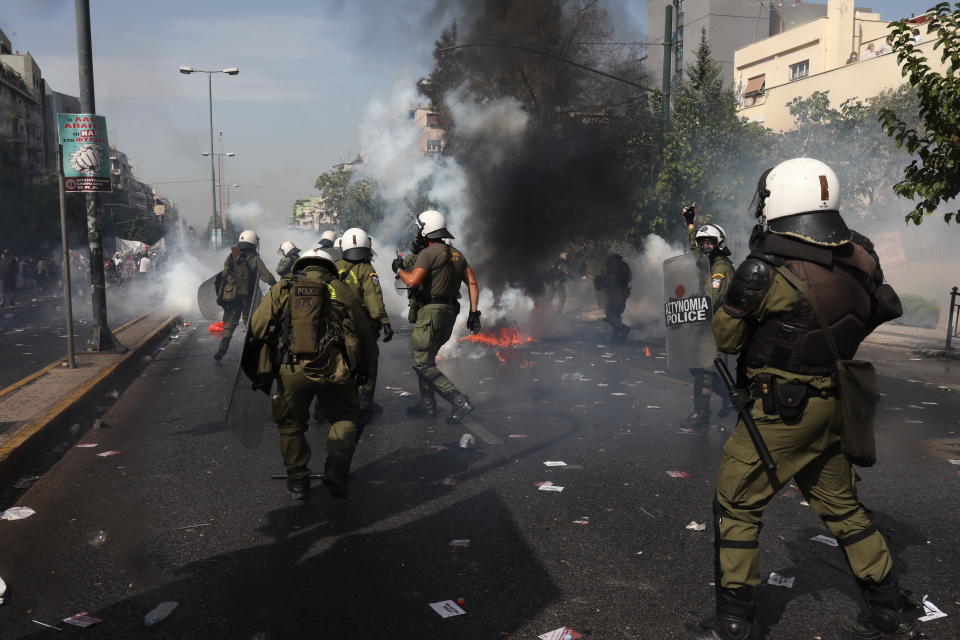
[
  {"xmin": 322, "ymin": 455, "xmax": 350, "ymax": 499},
  {"xmin": 844, "ymin": 575, "xmax": 923, "ymax": 639},
  {"xmin": 213, "ymin": 336, "xmax": 231, "ymax": 361},
  {"xmin": 407, "ymin": 374, "xmax": 437, "ymax": 418},
  {"xmin": 286, "ymin": 475, "xmax": 311, "ymax": 501},
  {"xmin": 684, "ymin": 587, "xmax": 756, "ymax": 640},
  {"xmin": 444, "ymin": 392, "xmax": 475, "ymax": 425},
  {"xmin": 684, "ymin": 396, "xmax": 711, "ymax": 427}
]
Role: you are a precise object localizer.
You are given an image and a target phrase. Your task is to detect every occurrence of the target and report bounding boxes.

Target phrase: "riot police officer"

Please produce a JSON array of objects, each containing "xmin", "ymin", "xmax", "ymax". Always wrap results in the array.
[
  {"xmin": 249, "ymin": 249, "xmax": 377, "ymax": 500},
  {"xmin": 595, "ymin": 252, "xmax": 632, "ymax": 341},
  {"xmin": 318, "ymin": 230, "xmax": 337, "ymax": 249},
  {"xmin": 683, "ymin": 210, "xmax": 735, "ymax": 426},
  {"xmin": 214, "ymin": 230, "xmax": 276, "ymax": 361},
  {"xmin": 391, "ymin": 210, "xmax": 481, "ymax": 424},
  {"xmin": 336, "ymin": 227, "xmax": 393, "ymax": 425},
  {"xmin": 276, "ymin": 240, "xmax": 300, "ymax": 277},
  {"xmin": 685, "ymin": 158, "xmax": 917, "ymax": 640}
]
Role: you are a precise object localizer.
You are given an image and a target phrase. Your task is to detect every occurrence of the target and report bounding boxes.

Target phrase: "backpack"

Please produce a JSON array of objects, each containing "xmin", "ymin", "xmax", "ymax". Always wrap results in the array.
[{"xmin": 286, "ymin": 273, "xmax": 352, "ymax": 384}]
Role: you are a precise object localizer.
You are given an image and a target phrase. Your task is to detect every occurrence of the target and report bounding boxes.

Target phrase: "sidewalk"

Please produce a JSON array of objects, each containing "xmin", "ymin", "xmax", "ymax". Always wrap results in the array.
[
  {"xmin": 863, "ymin": 323, "xmax": 954, "ymax": 355},
  {"xmin": 859, "ymin": 322, "xmax": 960, "ymax": 391},
  {"xmin": 0, "ymin": 313, "xmax": 179, "ymax": 487}
]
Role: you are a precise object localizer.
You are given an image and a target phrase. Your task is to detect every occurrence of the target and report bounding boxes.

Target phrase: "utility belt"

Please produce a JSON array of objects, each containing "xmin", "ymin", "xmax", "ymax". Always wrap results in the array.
[
  {"xmin": 748, "ymin": 373, "xmax": 836, "ymax": 422},
  {"xmin": 427, "ymin": 295, "xmax": 459, "ymax": 306}
]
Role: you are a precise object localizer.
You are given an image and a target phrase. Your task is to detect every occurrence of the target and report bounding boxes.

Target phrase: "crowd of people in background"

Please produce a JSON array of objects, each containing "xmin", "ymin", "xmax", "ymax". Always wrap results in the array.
[{"xmin": 851, "ymin": 30, "xmax": 923, "ymax": 65}]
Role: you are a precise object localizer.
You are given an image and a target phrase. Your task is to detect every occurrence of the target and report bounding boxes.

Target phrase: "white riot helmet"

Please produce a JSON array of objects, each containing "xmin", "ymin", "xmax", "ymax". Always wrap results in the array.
[
  {"xmin": 695, "ymin": 223, "xmax": 727, "ymax": 251},
  {"xmin": 340, "ymin": 227, "xmax": 372, "ymax": 261},
  {"xmin": 753, "ymin": 158, "xmax": 850, "ymax": 246},
  {"xmin": 279, "ymin": 240, "xmax": 297, "ymax": 256},
  {"xmin": 292, "ymin": 249, "xmax": 337, "ymax": 273},
  {"xmin": 319, "ymin": 229, "xmax": 336, "ymax": 248},
  {"xmin": 238, "ymin": 230, "xmax": 260, "ymax": 248},
  {"xmin": 333, "ymin": 236, "xmax": 342, "ymax": 250},
  {"xmin": 416, "ymin": 209, "xmax": 454, "ymax": 239}
]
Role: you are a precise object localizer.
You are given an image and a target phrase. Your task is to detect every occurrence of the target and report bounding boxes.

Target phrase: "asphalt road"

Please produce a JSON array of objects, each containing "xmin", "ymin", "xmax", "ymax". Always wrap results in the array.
[{"xmin": 0, "ymin": 313, "xmax": 957, "ymax": 639}]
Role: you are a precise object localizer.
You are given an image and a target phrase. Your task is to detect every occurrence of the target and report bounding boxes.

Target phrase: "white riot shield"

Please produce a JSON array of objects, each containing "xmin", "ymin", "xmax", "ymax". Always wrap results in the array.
[{"xmin": 663, "ymin": 253, "xmax": 716, "ymax": 371}]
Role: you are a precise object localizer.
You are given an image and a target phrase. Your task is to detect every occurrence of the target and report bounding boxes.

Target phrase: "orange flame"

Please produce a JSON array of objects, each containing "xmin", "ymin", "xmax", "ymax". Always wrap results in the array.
[
  {"xmin": 460, "ymin": 326, "xmax": 534, "ymax": 347},
  {"xmin": 208, "ymin": 321, "xmax": 225, "ymax": 334}
]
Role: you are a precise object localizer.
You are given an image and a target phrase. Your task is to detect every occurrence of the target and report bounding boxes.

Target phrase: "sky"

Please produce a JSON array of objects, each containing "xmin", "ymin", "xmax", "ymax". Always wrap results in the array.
[{"xmin": 0, "ymin": 0, "xmax": 936, "ymax": 231}]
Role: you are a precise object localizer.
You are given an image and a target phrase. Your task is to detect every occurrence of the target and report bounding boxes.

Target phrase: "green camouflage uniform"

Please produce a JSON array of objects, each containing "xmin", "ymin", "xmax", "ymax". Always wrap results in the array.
[
  {"xmin": 336, "ymin": 258, "xmax": 389, "ymax": 411},
  {"xmin": 221, "ymin": 249, "xmax": 276, "ymax": 339}
]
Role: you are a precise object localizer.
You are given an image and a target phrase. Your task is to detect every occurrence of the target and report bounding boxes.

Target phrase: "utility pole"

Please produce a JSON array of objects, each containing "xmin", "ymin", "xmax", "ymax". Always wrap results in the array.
[
  {"xmin": 661, "ymin": 4, "xmax": 673, "ymax": 130},
  {"xmin": 218, "ymin": 131, "xmax": 225, "ymax": 237},
  {"xmin": 75, "ymin": 0, "xmax": 123, "ymax": 352}
]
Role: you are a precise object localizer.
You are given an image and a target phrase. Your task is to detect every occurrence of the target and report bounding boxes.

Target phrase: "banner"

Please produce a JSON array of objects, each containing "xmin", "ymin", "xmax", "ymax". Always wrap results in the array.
[{"xmin": 57, "ymin": 113, "xmax": 111, "ymax": 192}]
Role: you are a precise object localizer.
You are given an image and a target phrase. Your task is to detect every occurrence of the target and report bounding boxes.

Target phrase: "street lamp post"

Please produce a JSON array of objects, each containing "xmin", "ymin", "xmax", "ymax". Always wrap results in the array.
[
  {"xmin": 203, "ymin": 132, "xmax": 235, "ymax": 244},
  {"xmin": 178, "ymin": 65, "xmax": 238, "ymax": 248}
]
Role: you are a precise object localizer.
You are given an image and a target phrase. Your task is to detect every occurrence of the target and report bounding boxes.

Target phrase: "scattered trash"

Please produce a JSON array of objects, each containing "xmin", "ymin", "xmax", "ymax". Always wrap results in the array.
[
  {"xmin": 665, "ymin": 470, "xmax": 690, "ymax": 478},
  {"xmin": 638, "ymin": 506, "xmax": 657, "ymax": 519},
  {"xmin": 949, "ymin": 459, "xmax": 960, "ymax": 466},
  {"xmin": 88, "ymin": 530, "xmax": 107, "ymax": 546},
  {"xmin": 96, "ymin": 451, "xmax": 122, "ymax": 457},
  {"xmin": 429, "ymin": 445, "xmax": 449, "ymax": 452},
  {"xmin": 32, "ymin": 620, "xmax": 62, "ymax": 631},
  {"xmin": 144, "ymin": 601, "xmax": 179, "ymax": 627},
  {"xmin": 571, "ymin": 519, "xmax": 590, "ymax": 525},
  {"xmin": 449, "ymin": 539, "xmax": 471, "ymax": 549},
  {"xmin": 646, "ymin": 405, "xmax": 661, "ymax": 409},
  {"xmin": 653, "ymin": 370, "xmax": 667, "ymax": 374},
  {"xmin": 611, "ymin": 392, "xmax": 627, "ymax": 396},
  {"xmin": 919, "ymin": 595, "xmax": 948, "ymax": 622},
  {"xmin": 105, "ymin": 390, "xmax": 119, "ymax": 400},
  {"xmin": 63, "ymin": 612, "xmax": 104, "ymax": 628},
  {"xmin": 13, "ymin": 476, "xmax": 39, "ymax": 489},
  {"xmin": 544, "ymin": 461, "xmax": 567, "ymax": 467},
  {"xmin": 459, "ymin": 434, "xmax": 475, "ymax": 449},
  {"xmin": 539, "ymin": 627, "xmax": 584, "ymax": 640},
  {"xmin": 561, "ymin": 373, "xmax": 585, "ymax": 381},
  {"xmin": 442, "ymin": 477, "xmax": 459, "ymax": 487},
  {"xmin": 767, "ymin": 573, "xmax": 795, "ymax": 588},
  {"xmin": 429, "ymin": 600, "xmax": 466, "ymax": 618},
  {"xmin": 597, "ymin": 383, "xmax": 609, "ymax": 387},
  {"xmin": 921, "ymin": 401, "xmax": 938, "ymax": 406},
  {"xmin": 508, "ymin": 434, "xmax": 528, "ymax": 439},
  {"xmin": 677, "ymin": 428, "xmax": 695, "ymax": 434},
  {"xmin": 536, "ymin": 482, "xmax": 565, "ymax": 492},
  {"xmin": 810, "ymin": 534, "xmax": 838, "ymax": 547},
  {"xmin": 75, "ymin": 443, "xmax": 99, "ymax": 448},
  {"xmin": 398, "ymin": 391, "xmax": 412, "ymax": 397},
  {"xmin": 1, "ymin": 507, "xmax": 36, "ymax": 521},
  {"xmin": 643, "ymin": 346, "xmax": 652, "ymax": 357},
  {"xmin": 685, "ymin": 521, "xmax": 706, "ymax": 531},
  {"xmin": 93, "ymin": 418, "xmax": 107, "ymax": 429}
]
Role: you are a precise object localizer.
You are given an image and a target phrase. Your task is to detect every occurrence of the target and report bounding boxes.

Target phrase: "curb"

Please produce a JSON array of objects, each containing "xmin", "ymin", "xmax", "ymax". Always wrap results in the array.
[
  {"xmin": 912, "ymin": 347, "xmax": 960, "ymax": 361},
  {"xmin": 0, "ymin": 314, "xmax": 180, "ymax": 490}
]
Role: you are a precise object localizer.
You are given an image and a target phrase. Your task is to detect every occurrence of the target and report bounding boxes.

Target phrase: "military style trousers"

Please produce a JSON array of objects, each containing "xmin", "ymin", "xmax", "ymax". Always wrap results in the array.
[
  {"xmin": 715, "ymin": 392, "xmax": 892, "ymax": 589},
  {"xmin": 273, "ymin": 364, "xmax": 361, "ymax": 479},
  {"xmin": 411, "ymin": 302, "xmax": 461, "ymax": 396},
  {"xmin": 220, "ymin": 296, "xmax": 252, "ymax": 340}
]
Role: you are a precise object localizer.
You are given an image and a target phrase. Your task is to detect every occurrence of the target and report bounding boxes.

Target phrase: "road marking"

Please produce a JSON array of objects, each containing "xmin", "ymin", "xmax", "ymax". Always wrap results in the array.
[{"xmin": 463, "ymin": 421, "xmax": 503, "ymax": 445}]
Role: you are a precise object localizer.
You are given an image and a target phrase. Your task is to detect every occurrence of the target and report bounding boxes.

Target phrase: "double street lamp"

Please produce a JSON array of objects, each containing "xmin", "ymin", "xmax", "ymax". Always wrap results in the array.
[{"xmin": 178, "ymin": 65, "xmax": 238, "ymax": 248}]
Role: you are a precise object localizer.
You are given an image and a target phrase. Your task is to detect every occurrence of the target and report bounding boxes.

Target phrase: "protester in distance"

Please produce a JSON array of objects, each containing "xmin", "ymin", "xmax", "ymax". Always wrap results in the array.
[
  {"xmin": 213, "ymin": 230, "xmax": 277, "ymax": 361},
  {"xmin": 594, "ymin": 252, "xmax": 632, "ymax": 342},
  {"xmin": 544, "ymin": 251, "xmax": 572, "ymax": 313},
  {"xmin": 391, "ymin": 210, "xmax": 481, "ymax": 424},
  {"xmin": 0, "ymin": 249, "xmax": 20, "ymax": 307},
  {"xmin": 36, "ymin": 256, "xmax": 51, "ymax": 292},
  {"xmin": 685, "ymin": 158, "xmax": 917, "ymax": 640},
  {"xmin": 336, "ymin": 227, "xmax": 393, "ymax": 427},
  {"xmin": 249, "ymin": 248, "xmax": 377, "ymax": 501}
]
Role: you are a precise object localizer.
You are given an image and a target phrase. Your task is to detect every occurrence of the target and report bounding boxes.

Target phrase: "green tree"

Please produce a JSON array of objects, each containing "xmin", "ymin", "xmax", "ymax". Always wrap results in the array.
[
  {"xmin": 314, "ymin": 166, "xmax": 384, "ymax": 231},
  {"xmin": 878, "ymin": 2, "xmax": 960, "ymax": 224}
]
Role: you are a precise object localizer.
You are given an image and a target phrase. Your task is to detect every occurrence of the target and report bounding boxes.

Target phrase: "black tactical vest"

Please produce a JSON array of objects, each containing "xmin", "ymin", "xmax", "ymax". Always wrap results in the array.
[{"xmin": 744, "ymin": 236, "xmax": 879, "ymax": 376}]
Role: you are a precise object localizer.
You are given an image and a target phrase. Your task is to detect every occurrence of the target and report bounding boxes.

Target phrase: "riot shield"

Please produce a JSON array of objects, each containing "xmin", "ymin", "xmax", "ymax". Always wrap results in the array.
[
  {"xmin": 226, "ymin": 283, "xmax": 273, "ymax": 449},
  {"xmin": 663, "ymin": 252, "xmax": 716, "ymax": 372},
  {"xmin": 197, "ymin": 272, "xmax": 221, "ymax": 320}
]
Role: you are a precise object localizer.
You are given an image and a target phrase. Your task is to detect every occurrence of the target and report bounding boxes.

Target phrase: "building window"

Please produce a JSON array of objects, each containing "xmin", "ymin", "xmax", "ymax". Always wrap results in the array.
[
  {"xmin": 743, "ymin": 74, "xmax": 765, "ymax": 107},
  {"xmin": 789, "ymin": 60, "xmax": 809, "ymax": 81},
  {"xmin": 426, "ymin": 138, "xmax": 442, "ymax": 152},
  {"xmin": 426, "ymin": 113, "xmax": 439, "ymax": 127},
  {"xmin": 408, "ymin": 110, "xmax": 416, "ymax": 120}
]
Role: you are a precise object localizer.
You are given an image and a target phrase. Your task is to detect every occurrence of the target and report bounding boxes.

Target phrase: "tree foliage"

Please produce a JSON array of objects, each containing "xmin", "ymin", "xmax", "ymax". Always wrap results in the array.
[
  {"xmin": 313, "ymin": 166, "xmax": 385, "ymax": 232},
  {"xmin": 878, "ymin": 1, "xmax": 960, "ymax": 224}
]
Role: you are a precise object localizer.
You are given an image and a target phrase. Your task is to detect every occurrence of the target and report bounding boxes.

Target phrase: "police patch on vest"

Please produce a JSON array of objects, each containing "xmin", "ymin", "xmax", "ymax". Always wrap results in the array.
[
  {"xmin": 293, "ymin": 284, "xmax": 325, "ymax": 309},
  {"xmin": 711, "ymin": 274, "xmax": 724, "ymax": 290},
  {"xmin": 664, "ymin": 295, "xmax": 713, "ymax": 327},
  {"xmin": 371, "ymin": 275, "xmax": 379, "ymax": 286}
]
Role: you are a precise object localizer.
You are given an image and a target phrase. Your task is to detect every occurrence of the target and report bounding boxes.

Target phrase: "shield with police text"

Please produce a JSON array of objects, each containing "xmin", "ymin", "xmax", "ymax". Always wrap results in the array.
[{"xmin": 663, "ymin": 252, "xmax": 716, "ymax": 371}]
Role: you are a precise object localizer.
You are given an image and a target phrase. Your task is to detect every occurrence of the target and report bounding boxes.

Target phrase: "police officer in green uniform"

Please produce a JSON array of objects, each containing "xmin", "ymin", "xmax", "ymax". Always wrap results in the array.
[
  {"xmin": 684, "ymin": 210, "xmax": 736, "ymax": 425},
  {"xmin": 544, "ymin": 252, "xmax": 571, "ymax": 313},
  {"xmin": 336, "ymin": 227, "xmax": 393, "ymax": 425},
  {"xmin": 391, "ymin": 210, "xmax": 481, "ymax": 424},
  {"xmin": 214, "ymin": 230, "xmax": 277, "ymax": 361},
  {"xmin": 686, "ymin": 158, "xmax": 918, "ymax": 640},
  {"xmin": 249, "ymin": 248, "xmax": 377, "ymax": 501},
  {"xmin": 276, "ymin": 240, "xmax": 300, "ymax": 277},
  {"xmin": 596, "ymin": 253, "xmax": 632, "ymax": 341}
]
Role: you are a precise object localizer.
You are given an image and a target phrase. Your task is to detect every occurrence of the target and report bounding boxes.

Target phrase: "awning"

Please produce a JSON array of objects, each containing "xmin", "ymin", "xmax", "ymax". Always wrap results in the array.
[{"xmin": 744, "ymin": 74, "xmax": 765, "ymax": 95}]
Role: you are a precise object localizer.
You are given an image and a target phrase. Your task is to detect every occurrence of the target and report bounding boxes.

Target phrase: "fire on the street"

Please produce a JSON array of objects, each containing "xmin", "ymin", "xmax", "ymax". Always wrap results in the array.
[{"xmin": 460, "ymin": 327, "xmax": 535, "ymax": 363}]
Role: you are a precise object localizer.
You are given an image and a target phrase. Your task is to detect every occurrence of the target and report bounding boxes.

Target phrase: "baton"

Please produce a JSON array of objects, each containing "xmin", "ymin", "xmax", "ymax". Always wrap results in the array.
[{"xmin": 714, "ymin": 357, "xmax": 777, "ymax": 473}]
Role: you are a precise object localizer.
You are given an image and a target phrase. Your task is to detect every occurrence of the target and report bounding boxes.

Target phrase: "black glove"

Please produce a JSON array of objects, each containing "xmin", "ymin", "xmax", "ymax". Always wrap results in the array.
[
  {"xmin": 467, "ymin": 310, "xmax": 482, "ymax": 334},
  {"xmin": 682, "ymin": 205, "xmax": 697, "ymax": 225},
  {"xmin": 354, "ymin": 372, "xmax": 369, "ymax": 387},
  {"xmin": 381, "ymin": 322, "xmax": 394, "ymax": 343},
  {"xmin": 391, "ymin": 256, "xmax": 405, "ymax": 273}
]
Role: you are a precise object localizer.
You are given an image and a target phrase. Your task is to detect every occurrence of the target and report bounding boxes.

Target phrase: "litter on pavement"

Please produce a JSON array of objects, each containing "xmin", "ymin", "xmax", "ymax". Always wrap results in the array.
[
  {"xmin": 611, "ymin": 392, "xmax": 627, "ymax": 396},
  {"xmin": 63, "ymin": 612, "xmax": 104, "ymax": 628},
  {"xmin": 811, "ymin": 534, "xmax": 839, "ymax": 547},
  {"xmin": 539, "ymin": 627, "xmax": 584, "ymax": 640},
  {"xmin": 666, "ymin": 470, "xmax": 690, "ymax": 478},
  {"xmin": 508, "ymin": 434, "xmax": 528, "ymax": 439},
  {"xmin": 572, "ymin": 520, "xmax": 590, "ymax": 525},
  {"xmin": 767, "ymin": 573, "xmax": 795, "ymax": 588},
  {"xmin": 544, "ymin": 461, "xmax": 567, "ymax": 467},
  {"xmin": 96, "ymin": 451, "xmax": 122, "ymax": 457},
  {"xmin": 105, "ymin": 390, "xmax": 119, "ymax": 400},
  {"xmin": 442, "ymin": 477, "xmax": 459, "ymax": 486},
  {"xmin": 919, "ymin": 595, "xmax": 948, "ymax": 622},
  {"xmin": 536, "ymin": 481, "xmax": 565, "ymax": 492},
  {"xmin": 144, "ymin": 601, "xmax": 179, "ymax": 627},
  {"xmin": 459, "ymin": 434, "xmax": 475, "ymax": 448},
  {"xmin": 429, "ymin": 600, "xmax": 466, "ymax": 618},
  {"xmin": 13, "ymin": 476, "xmax": 39, "ymax": 489},
  {"xmin": 31, "ymin": 620, "xmax": 62, "ymax": 631},
  {"xmin": 449, "ymin": 539, "xmax": 471, "ymax": 549},
  {"xmin": 948, "ymin": 459, "xmax": 960, "ymax": 466},
  {"xmin": 75, "ymin": 443, "xmax": 99, "ymax": 448},
  {"xmin": 1, "ymin": 507, "xmax": 36, "ymax": 521},
  {"xmin": 686, "ymin": 521, "xmax": 706, "ymax": 531}
]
